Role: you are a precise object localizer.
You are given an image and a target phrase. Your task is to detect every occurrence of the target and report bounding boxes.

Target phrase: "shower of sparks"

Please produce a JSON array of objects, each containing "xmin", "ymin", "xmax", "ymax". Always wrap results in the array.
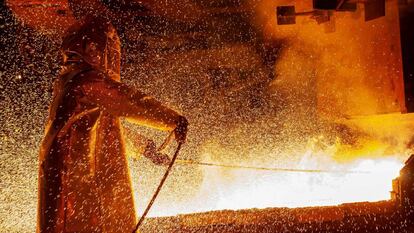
[{"xmin": 0, "ymin": 1, "xmax": 412, "ymax": 232}]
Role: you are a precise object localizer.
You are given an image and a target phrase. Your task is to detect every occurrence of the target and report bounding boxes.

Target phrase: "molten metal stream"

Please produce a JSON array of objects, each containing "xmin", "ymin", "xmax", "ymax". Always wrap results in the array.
[{"xmin": 130, "ymin": 151, "xmax": 404, "ymax": 218}]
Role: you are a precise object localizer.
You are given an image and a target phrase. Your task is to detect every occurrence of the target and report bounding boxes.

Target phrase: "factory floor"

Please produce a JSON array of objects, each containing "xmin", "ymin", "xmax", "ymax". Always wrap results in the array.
[{"xmin": 141, "ymin": 200, "xmax": 414, "ymax": 233}]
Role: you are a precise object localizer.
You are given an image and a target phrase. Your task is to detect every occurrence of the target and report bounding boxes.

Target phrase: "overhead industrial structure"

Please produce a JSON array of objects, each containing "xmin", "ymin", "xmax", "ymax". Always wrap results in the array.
[{"xmin": 277, "ymin": 0, "xmax": 386, "ymax": 25}]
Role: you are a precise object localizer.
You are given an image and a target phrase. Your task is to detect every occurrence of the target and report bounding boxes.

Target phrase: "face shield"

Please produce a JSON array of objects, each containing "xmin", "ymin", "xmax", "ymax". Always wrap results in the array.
[{"xmin": 61, "ymin": 15, "xmax": 121, "ymax": 80}]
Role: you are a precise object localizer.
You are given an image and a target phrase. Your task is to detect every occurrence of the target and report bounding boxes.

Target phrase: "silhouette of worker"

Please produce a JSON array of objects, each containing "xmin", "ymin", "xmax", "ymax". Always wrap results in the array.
[{"xmin": 37, "ymin": 15, "xmax": 188, "ymax": 233}]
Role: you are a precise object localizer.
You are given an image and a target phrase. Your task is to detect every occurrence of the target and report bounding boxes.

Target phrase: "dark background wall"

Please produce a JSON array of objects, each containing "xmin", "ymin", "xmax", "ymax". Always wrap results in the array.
[{"xmin": 400, "ymin": 1, "xmax": 414, "ymax": 112}]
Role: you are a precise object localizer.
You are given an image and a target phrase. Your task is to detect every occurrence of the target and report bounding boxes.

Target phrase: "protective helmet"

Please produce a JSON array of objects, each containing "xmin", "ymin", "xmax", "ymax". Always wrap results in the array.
[{"xmin": 61, "ymin": 15, "xmax": 121, "ymax": 80}]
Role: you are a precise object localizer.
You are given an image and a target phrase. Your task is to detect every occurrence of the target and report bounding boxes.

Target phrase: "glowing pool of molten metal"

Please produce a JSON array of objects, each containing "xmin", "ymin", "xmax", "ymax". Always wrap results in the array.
[{"xmin": 136, "ymin": 157, "xmax": 403, "ymax": 217}]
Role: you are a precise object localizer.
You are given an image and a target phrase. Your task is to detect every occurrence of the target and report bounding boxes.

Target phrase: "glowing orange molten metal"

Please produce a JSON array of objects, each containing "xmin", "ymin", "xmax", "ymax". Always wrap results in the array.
[{"xmin": 128, "ymin": 135, "xmax": 406, "ymax": 217}]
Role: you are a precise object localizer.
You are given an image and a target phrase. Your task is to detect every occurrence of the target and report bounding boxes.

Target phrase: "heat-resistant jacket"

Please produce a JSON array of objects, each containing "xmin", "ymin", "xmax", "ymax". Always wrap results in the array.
[{"xmin": 37, "ymin": 63, "xmax": 180, "ymax": 233}]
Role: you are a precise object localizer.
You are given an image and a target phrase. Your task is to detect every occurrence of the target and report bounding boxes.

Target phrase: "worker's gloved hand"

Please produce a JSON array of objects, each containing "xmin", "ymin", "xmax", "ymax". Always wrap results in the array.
[
  {"xmin": 174, "ymin": 116, "xmax": 188, "ymax": 144},
  {"xmin": 150, "ymin": 152, "xmax": 171, "ymax": 166},
  {"xmin": 143, "ymin": 140, "xmax": 170, "ymax": 166}
]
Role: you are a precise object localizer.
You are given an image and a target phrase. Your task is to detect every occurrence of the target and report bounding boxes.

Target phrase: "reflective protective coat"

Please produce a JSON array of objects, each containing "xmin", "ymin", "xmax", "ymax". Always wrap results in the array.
[{"xmin": 37, "ymin": 16, "xmax": 181, "ymax": 233}]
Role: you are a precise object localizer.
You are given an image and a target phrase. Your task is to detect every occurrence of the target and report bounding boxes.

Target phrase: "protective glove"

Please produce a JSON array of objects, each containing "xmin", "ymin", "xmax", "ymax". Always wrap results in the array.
[
  {"xmin": 143, "ymin": 140, "xmax": 171, "ymax": 166},
  {"xmin": 150, "ymin": 152, "xmax": 171, "ymax": 166}
]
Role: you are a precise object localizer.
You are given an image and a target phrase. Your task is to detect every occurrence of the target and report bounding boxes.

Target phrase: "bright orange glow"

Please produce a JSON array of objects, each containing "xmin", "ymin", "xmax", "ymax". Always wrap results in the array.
[
  {"xmin": 127, "ymin": 112, "xmax": 414, "ymax": 218},
  {"xmin": 129, "ymin": 139, "xmax": 405, "ymax": 217},
  {"xmin": 251, "ymin": 0, "xmax": 405, "ymax": 118}
]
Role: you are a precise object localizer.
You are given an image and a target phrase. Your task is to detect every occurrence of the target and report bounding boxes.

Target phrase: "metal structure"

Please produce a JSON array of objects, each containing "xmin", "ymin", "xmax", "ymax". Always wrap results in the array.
[
  {"xmin": 277, "ymin": 0, "xmax": 386, "ymax": 25},
  {"xmin": 392, "ymin": 154, "xmax": 414, "ymax": 216}
]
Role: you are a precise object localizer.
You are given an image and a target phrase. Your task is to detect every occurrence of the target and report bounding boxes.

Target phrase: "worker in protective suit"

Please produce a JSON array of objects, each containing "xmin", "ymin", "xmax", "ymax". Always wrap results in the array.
[{"xmin": 37, "ymin": 15, "xmax": 188, "ymax": 233}]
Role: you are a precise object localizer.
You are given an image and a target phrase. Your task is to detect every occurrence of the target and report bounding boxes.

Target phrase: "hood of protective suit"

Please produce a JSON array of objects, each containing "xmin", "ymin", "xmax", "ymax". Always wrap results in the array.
[{"xmin": 61, "ymin": 15, "xmax": 121, "ymax": 80}]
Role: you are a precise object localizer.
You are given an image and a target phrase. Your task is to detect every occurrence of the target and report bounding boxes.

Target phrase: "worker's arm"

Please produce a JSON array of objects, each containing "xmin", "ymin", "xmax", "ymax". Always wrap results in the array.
[{"xmin": 80, "ymin": 71, "xmax": 188, "ymax": 138}]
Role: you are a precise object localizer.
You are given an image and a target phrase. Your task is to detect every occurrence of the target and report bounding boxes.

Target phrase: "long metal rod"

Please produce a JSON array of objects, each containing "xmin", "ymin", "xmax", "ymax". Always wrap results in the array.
[{"xmin": 175, "ymin": 159, "xmax": 370, "ymax": 174}]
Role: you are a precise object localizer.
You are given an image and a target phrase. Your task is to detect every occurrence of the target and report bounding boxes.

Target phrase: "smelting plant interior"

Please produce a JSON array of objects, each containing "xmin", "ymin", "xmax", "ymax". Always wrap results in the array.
[{"xmin": 1, "ymin": 0, "xmax": 414, "ymax": 232}]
